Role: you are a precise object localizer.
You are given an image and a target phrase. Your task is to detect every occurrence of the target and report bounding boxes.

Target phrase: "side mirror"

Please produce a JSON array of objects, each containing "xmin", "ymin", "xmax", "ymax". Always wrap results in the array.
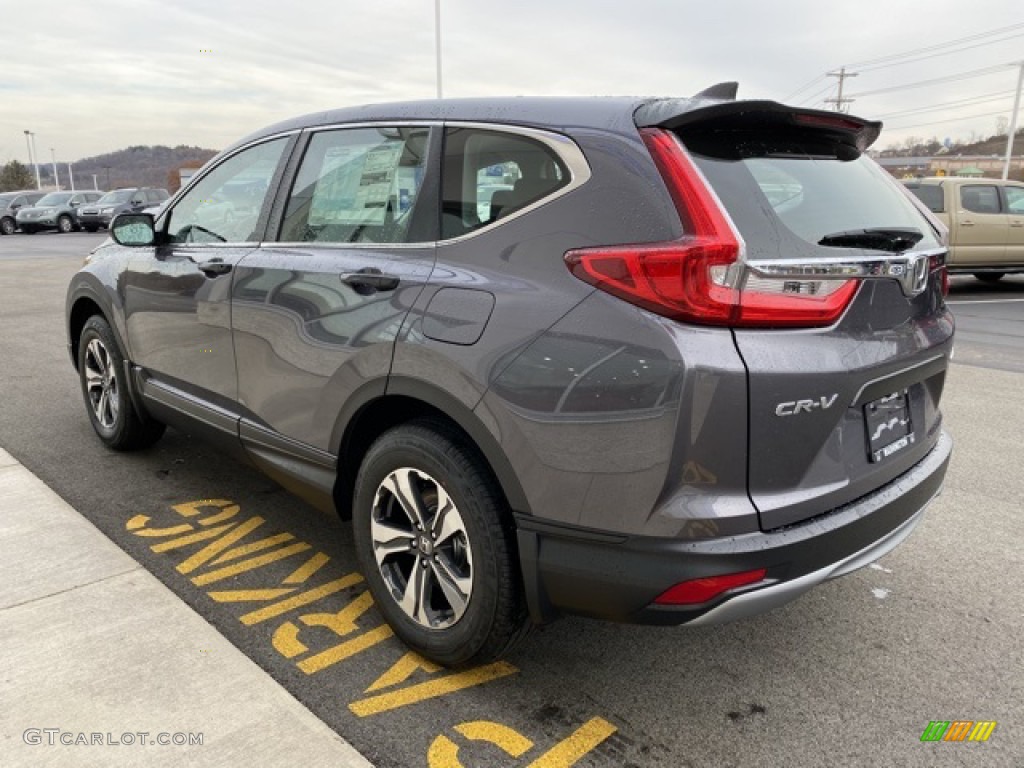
[
  {"xmin": 111, "ymin": 213, "xmax": 157, "ymax": 247},
  {"xmin": 70, "ymin": 201, "xmax": 81, "ymax": 207}
]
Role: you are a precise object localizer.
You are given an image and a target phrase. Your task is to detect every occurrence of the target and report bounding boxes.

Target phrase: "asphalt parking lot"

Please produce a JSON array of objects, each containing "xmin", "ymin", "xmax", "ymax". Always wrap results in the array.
[{"xmin": 1, "ymin": 231, "xmax": 1021, "ymax": 767}]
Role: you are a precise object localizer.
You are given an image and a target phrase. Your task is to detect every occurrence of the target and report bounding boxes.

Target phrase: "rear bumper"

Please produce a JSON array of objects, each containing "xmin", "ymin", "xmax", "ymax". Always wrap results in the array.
[{"xmin": 517, "ymin": 430, "xmax": 951, "ymax": 625}]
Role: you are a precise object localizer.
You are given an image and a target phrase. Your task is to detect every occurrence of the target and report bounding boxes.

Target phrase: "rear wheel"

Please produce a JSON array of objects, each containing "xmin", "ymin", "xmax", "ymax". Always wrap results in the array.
[
  {"xmin": 58, "ymin": 215, "xmax": 74, "ymax": 233},
  {"xmin": 78, "ymin": 316, "xmax": 165, "ymax": 450},
  {"xmin": 0, "ymin": 217, "xmax": 14, "ymax": 235},
  {"xmin": 353, "ymin": 419, "xmax": 528, "ymax": 666},
  {"xmin": 974, "ymin": 273, "xmax": 1004, "ymax": 283}
]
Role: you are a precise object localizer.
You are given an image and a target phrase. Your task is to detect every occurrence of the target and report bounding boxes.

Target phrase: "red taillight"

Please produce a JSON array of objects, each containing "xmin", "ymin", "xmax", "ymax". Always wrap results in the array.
[
  {"xmin": 930, "ymin": 253, "xmax": 949, "ymax": 297},
  {"xmin": 654, "ymin": 568, "xmax": 768, "ymax": 606},
  {"xmin": 564, "ymin": 128, "xmax": 858, "ymax": 328}
]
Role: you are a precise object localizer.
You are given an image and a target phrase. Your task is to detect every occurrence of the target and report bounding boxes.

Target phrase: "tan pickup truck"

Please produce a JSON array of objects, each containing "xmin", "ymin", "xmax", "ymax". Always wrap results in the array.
[{"xmin": 903, "ymin": 176, "xmax": 1024, "ymax": 282}]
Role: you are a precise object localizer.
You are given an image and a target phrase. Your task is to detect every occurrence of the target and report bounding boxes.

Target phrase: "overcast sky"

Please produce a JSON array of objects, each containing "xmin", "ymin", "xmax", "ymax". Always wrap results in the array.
[{"xmin": 2, "ymin": 0, "xmax": 1023, "ymax": 164}]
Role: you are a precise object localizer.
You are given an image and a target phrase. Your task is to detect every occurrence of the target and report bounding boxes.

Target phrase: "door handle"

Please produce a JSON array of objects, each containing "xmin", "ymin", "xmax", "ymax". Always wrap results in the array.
[
  {"xmin": 959, "ymin": 219, "xmax": 974, "ymax": 226},
  {"xmin": 1010, "ymin": 220, "xmax": 1023, "ymax": 227},
  {"xmin": 198, "ymin": 259, "xmax": 233, "ymax": 277},
  {"xmin": 341, "ymin": 267, "xmax": 400, "ymax": 294}
]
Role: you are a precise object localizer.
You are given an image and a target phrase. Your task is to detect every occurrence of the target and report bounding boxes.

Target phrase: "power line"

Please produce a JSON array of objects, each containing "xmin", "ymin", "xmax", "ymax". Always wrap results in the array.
[
  {"xmin": 874, "ymin": 90, "xmax": 1015, "ymax": 119},
  {"xmin": 843, "ymin": 22, "xmax": 1024, "ymax": 69},
  {"xmin": 883, "ymin": 108, "xmax": 1012, "ymax": 132},
  {"xmin": 848, "ymin": 63, "xmax": 1015, "ymax": 97},
  {"xmin": 856, "ymin": 31, "xmax": 1024, "ymax": 73},
  {"xmin": 797, "ymin": 82, "xmax": 836, "ymax": 106},
  {"xmin": 782, "ymin": 74, "xmax": 828, "ymax": 103}
]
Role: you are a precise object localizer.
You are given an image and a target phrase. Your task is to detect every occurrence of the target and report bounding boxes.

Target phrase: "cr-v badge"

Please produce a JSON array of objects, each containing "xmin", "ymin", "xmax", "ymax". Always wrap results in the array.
[{"xmin": 775, "ymin": 394, "xmax": 839, "ymax": 416}]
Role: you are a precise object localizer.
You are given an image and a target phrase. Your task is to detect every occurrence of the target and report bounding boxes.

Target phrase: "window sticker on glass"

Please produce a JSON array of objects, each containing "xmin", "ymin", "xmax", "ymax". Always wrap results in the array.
[{"xmin": 312, "ymin": 143, "xmax": 403, "ymax": 227}]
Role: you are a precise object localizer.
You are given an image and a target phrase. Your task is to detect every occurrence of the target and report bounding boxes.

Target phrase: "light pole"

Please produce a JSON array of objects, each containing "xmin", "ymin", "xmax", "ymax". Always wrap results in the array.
[
  {"xmin": 1002, "ymin": 60, "xmax": 1024, "ymax": 181},
  {"xmin": 23, "ymin": 130, "xmax": 41, "ymax": 190},
  {"xmin": 29, "ymin": 132, "xmax": 42, "ymax": 189},
  {"xmin": 50, "ymin": 148, "xmax": 60, "ymax": 191},
  {"xmin": 68, "ymin": 163, "xmax": 76, "ymax": 191},
  {"xmin": 434, "ymin": 0, "xmax": 442, "ymax": 98}
]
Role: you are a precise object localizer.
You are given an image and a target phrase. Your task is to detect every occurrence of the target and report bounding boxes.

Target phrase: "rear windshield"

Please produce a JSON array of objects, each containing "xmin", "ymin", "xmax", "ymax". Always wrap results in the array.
[
  {"xmin": 98, "ymin": 189, "xmax": 137, "ymax": 204},
  {"xmin": 903, "ymin": 183, "xmax": 945, "ymax": 213},
  {"xmin": 682, "ymin": 132, "xmax": 941, "ymax": 258}
]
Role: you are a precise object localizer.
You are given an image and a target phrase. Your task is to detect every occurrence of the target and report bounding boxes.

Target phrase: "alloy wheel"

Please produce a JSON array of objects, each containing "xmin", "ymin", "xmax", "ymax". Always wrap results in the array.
[
  {"xmin": 370, "ymin": 467, "xmax": 473, "ymax": 630},
  {"xmin": 84, "ymin": 338, "xmax": 119, "ymax": 429}
]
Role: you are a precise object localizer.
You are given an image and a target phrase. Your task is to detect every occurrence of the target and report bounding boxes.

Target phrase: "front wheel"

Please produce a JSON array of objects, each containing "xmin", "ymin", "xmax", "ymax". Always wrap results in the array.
[
  {"xmin": 353, "ymin": 419, "xmax": 529, "ymax": 666},
  {"xmin": 78, "ymin": 315, "xmax": 165, "ymax": 450},
  {"xmin": 58, "ymin": 215, "xmax": 74, "ymax": 233},
  {"xmin": 0, "ymin": 217, "xmax": 14, "ymax": 235}
]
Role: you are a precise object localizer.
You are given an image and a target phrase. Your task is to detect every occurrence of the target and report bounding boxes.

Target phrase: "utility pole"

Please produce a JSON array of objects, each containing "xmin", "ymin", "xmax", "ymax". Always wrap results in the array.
[
  {"xmin": 1002, "ymin": 60, "xmax": 1024, "ymax": 180},
  {"xmin": 825, "ymin": 67, "xmax": 858, "ymax": 113},
  {"xmin": 434, "ymin": 0, "xmax": 443, "ymax": 98},
  {"xmin": 50, "ymin": 148, "xmax": 60, "ymax": 191},
  {"xmin": 92, "ymin": 174, "xmax": 98, "ymax": 191},
  {"xmin": 68, "ymin": 163, "xmax": 76, "ymax": 191}
]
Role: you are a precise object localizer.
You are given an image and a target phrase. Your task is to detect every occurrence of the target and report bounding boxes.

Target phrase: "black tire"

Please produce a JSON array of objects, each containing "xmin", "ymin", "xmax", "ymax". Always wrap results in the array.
[
  {"xmin": 78, "ymin": 315, "xmax": 165, "ymax": 451},
  {"xmin": 57, "ymin": 215, "xmax": 74, "ymax": 233},
  {"xmin": 974, "ymin": 273, "xmax": 1004, "ymax": 283},
  {"xmin": 0, "ymin": 217, "xmax": 14, "ymax": 236},
  {"xmin": 353, "ymin": 419, "xmax": 529, "ymax": 667}
]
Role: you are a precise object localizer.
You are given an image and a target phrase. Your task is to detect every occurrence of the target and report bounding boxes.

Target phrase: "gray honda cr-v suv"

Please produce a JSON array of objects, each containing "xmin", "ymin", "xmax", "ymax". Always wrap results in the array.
[{"xmin": 66, "ymin": 84, "xmax": 953, "ymax": 665}]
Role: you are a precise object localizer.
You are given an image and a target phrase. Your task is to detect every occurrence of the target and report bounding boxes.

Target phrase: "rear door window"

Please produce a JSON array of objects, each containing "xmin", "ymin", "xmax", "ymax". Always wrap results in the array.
[
  {"xmin": 1004, "ymin": 185, "xmax": 1024, "ymax": 214},
  {"xmin": 279, "ymin": 126, "xmax": 430, "ymax": 244},
  {"xmin": 959, "ymin": 185, "xmax": 1001, "ymax": 214}
]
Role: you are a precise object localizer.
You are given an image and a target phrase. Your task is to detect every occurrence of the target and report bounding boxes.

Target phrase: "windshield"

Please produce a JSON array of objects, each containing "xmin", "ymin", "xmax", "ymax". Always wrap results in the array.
[
  {"xmin": 684, "ymin": 132, "xmax": 941, "ymax": 258},
  {"xmin": 98, "ymin": 189, "xmax": 136, "ymax": 205},
  {"xmin": 36, "ymin": 192, "xmax": 74, "ymax": 206}
]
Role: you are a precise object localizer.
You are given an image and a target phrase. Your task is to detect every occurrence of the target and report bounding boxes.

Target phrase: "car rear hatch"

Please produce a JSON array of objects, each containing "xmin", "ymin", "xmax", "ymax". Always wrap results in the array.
[
  {"xmin": 570, "ymin": 92, "xmax": 953, "ymax": 532},
  {"xmin": 656, "ymin": 98, "xmax": 953, "ymax": 530}
]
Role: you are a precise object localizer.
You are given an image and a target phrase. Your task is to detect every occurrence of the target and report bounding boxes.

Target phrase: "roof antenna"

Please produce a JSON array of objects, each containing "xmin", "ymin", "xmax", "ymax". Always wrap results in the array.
[{"xmin": 693, "ymin": 82, "xmax": 738, "ymax": 101}]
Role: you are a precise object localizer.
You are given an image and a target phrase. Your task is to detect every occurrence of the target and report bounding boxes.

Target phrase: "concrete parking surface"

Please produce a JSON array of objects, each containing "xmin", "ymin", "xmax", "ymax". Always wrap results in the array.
[{"xmin": 0, "ymin": 232, "xmax": 1021, "ymax": 766}]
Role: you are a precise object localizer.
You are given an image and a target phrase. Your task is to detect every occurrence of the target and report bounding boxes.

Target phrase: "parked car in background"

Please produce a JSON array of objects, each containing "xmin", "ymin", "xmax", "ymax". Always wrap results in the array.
[
  {"xmin": 67, "ymin": 87, "xmax": 953, "ymax": 666},
  {"xmin": 17, "ymin": 190, "xmax": 104, "ymax": 233},
  {"xmin": 903, "ymin": 176, "xmax": 1024, "ymax": 282},
  {"xmin": 0, "ymin": 190, "xmax": 46, "ymax": 235},
  {"xmin": 77, "ymin": 187, "xmax": 170, "ymax": 232}
]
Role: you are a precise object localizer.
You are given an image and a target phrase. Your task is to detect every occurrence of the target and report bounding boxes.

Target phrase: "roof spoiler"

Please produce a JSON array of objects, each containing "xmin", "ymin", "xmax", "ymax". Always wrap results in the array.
[
  {"xmin": 635, "ymin": 96, "xmax": 882, "ymax": 153},
  {"xmin": 692, "ymin": 82, "xmax": 738, "ymax": 100}
]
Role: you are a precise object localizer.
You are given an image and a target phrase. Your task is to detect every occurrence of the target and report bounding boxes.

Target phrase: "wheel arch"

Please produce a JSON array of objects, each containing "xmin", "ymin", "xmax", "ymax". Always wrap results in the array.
[
  {"xmin": 68, "ymin": 295, "xmax": 108, "ymax": 371},
  {"xmin": 331, "ymin": 377, "xmax": 531, "ymax": 522}
]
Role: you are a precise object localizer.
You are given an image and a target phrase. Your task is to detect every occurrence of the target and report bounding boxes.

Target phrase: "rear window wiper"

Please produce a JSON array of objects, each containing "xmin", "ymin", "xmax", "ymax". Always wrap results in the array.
[{"xmin": 818, "ymin": 227, "xmax": 924, "ymax": 253}]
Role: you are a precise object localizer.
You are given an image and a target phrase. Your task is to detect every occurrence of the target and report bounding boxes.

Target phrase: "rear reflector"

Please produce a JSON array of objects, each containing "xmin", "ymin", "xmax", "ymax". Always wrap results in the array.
[
  {"xmin": 653, "ymin": 568, "xmax": 767, "ymax": 605},
  {"xmin": 564, "ymin": 129, "xmax": 858, "ymax": 328}
]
